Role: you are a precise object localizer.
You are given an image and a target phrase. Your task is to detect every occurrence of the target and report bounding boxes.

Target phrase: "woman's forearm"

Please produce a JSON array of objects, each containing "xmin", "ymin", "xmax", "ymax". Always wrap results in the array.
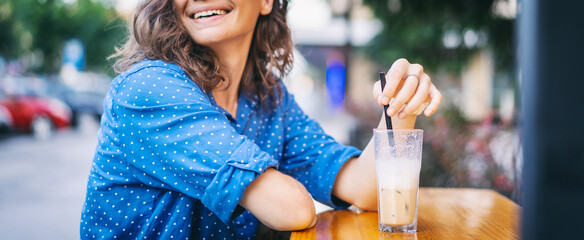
[
  {"xmin": 239, "ymin": 168, "xmax": 316, "ymax": 231},
  {"xmin": 333, "ymin": 140, "xmax": 378, "ymax": 210}
]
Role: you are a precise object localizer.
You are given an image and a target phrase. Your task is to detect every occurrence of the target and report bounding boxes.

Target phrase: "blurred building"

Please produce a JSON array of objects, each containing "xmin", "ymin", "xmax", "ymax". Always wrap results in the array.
[{"xmin": 286, "ymin": 0, "xmax": 382, "ymax": 144}]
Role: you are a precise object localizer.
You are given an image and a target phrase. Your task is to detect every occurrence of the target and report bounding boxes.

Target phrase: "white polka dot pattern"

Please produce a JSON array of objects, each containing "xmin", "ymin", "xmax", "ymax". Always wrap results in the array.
[{"xmin": 80, "ymin": 60, "xmax": 361, "ymax": 239}]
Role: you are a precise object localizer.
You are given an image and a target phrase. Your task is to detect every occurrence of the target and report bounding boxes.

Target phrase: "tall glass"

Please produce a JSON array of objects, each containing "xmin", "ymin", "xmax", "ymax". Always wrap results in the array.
[{"xmin": 373, "ymin": 129, "xmax": 423, "ymax": 233}]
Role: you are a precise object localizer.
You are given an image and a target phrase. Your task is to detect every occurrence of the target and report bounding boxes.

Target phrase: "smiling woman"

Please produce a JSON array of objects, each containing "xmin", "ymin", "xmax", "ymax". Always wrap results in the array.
[
  {"xmin": 111, "ymin": 0, "xmax": 293, "ymax": 114},
  {"xmin": 80, "ymin": 0, "xmax": 441, "ymax": 239}
]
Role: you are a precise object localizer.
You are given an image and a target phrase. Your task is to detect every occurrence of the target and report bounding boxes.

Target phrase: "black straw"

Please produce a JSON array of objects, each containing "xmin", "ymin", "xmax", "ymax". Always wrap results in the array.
[{"xmin": 379, "ymin": 72, "xmax": 393, "ymax": 130}]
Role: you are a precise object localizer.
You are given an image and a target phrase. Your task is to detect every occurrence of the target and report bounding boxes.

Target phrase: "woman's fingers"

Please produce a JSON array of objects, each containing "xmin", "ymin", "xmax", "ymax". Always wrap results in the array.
[
  {"xmin": 407, "ymin": 63, "xmax": 424, "ymax": 79},
  {"xmin": 424, "ymin": 84, "xmax": 442, "ymax": 116},
  {"xmin": 402, "ymin": 73, "xmax": 431, "ymax": 115},
  {"xmin": 373, "ymin": 80, "xmax": 383, "ymax": 105},
  {"xmin": 381, "ymin": 58, "xmax": 409, "ymax": 105},
  {"xmin": 388, "ymin": 75, "xmax": 418, "ymax": 117},
  {"xmin": 375, "ymin": 59, "xmax": 441, "ymax": 117}
]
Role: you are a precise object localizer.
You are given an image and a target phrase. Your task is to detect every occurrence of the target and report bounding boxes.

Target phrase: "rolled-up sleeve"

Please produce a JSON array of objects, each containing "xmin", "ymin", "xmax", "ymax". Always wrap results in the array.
[
  {"xmin": 110, "ymin": 65, "xmax": 277, "ymax": 224},
  {"xmin": 278, "ymin": 88, "xmax": 362, "ymax": 209}
]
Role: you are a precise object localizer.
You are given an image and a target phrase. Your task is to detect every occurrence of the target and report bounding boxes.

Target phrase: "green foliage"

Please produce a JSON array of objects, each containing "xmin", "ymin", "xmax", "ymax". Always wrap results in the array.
[
  {"xmin": 0, "ymin": 2, "xmax": 20, "ymax": 59},
  {"xmin": 361, "ymin": 0, "xmax": 515, "ymax": 73},
  {"xmin": 0, "ymin": 0, "xmax": 126, "ymax": 73}
]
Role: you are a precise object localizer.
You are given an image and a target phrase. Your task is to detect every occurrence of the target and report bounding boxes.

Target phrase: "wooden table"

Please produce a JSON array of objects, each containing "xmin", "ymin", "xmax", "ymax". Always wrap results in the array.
[{"xmin": 290, "ymin": 188, "xmax": 520, "ymax": 240}]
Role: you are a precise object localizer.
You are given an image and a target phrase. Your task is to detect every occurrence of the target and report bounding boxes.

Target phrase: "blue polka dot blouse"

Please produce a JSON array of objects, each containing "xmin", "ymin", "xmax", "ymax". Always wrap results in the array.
[{"xmin": 80, "ymin": 59, "xmax": 362, "ymax": 239}]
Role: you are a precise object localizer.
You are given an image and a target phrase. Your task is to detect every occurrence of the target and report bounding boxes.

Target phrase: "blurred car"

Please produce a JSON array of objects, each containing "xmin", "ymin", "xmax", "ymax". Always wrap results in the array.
[
  {"xmin": 0, "ymin": 89, "xmax": 71, "ymax": 139},
  {"xmin": 55, "ymin": 71, "xmax": 108, "ymax": 128},
  {"xmin": 59, "ymin": 88, "xmax": 104, "ymax": 127},
  {"xmin": 0, "ymin": 105, "xmax": 12, "ymax": 133}
]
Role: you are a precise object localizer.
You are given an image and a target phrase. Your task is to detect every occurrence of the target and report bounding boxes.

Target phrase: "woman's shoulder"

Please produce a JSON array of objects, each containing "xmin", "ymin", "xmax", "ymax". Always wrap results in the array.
[
  {"xmin": 123, "ymin": 59, "xmax": 187, "ymax": 79},
  {"xmin": 276, "ymin": 81, "xmax": 296, "ymax": 106},
  {"xmin": 110, "ymin": 59, "xmax": 208, "ymax": 103},
  {"xmin": 112, "ymin": 59, "xmax": 199, "ymax": 90}
]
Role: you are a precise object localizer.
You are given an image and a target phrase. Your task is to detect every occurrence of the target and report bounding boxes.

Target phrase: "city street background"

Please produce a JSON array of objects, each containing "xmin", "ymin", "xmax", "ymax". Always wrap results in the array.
[{"xmin": 0, "ymin": 115, "xmax": 98, "ymax": 239}]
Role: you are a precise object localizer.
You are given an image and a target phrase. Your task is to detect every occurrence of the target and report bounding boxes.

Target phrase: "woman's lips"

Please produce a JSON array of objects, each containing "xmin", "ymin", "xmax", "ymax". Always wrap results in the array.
[
  {"xmin": 190, "ymin": 5, "xmax": 232, "ymax": 24},
  {"xmin": 193, "ymin": 9, "xmax": 228, "ymax": 20},
  {"xmin": 193, "ymin": 14, "xmax": 227, "ymax": 24}
]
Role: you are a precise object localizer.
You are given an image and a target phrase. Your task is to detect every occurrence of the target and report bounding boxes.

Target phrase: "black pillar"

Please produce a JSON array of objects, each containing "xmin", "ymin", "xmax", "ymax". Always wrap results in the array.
[{"xmin": 520, "ymin": 0, "xmax": 584, "ymax": 239}]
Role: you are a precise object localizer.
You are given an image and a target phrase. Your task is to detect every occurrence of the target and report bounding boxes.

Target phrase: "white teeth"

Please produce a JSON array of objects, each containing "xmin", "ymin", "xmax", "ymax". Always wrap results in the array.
[{"xmin": 193, "ymin": 9, "xmax": 227, "ymax": 19}]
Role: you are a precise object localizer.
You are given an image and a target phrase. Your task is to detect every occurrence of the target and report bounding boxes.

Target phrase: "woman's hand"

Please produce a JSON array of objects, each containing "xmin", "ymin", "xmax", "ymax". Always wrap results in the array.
[
  {"xmin": 334, "ymin": 59, "xmax": 442, "ymax": 209},
  {"xmin": 372, "ymin": 58, "xmax": 442, "ymax": 119}
]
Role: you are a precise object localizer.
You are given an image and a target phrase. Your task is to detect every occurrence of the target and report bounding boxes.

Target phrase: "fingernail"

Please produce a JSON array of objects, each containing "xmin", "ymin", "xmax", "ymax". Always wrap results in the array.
[
  {"xmin": 387, "ymin": 108, "xmax": 396, "ymax": 116},
  {"xmin": 399, "ymin": 112, "xmax": 407, "ymax": 119},
  {"xmin": 377, "ymin": 95, "xmax": 383, "ymax": 104},
  {"xmin": 381, "ymin": 97, "xmax": 389, "ymax": 105}
]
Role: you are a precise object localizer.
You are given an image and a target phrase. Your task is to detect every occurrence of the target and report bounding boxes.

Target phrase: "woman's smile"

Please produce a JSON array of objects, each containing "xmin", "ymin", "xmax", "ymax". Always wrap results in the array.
[
  {"xmin": 189, "ymin": 5, "xmax": 232, "ymax": 24},
  {"xmin": 175, "ymin": 0, "xmax": 271, "ymax": 48}
]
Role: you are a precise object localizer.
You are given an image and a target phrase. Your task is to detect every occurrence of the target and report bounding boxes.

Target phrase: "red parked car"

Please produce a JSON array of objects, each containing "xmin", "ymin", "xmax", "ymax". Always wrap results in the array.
[{"xmin": 0, "ymin": 89, "xmax": 71, "ymax": 138}]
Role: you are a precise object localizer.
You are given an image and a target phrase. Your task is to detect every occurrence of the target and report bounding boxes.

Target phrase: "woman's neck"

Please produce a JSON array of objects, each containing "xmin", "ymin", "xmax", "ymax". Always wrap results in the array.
[{"xmin": 210, "ymin": 36, "xmax": 253, "ymax": 117}]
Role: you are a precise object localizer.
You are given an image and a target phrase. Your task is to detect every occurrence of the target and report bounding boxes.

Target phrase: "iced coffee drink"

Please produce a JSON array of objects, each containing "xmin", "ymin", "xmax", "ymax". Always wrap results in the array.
[
  {"xmin": 377, "ymin": 158, "xmax": 420, "ymax": 227},
  {"xmin": 374, "ymin": 129, "xmax": 423, "ymax": 233}
]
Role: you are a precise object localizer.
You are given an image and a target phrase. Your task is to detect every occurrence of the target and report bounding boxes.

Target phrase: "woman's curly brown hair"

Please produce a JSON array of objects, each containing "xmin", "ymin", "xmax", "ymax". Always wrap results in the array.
[{"xmin": 110, "ymin": 0, "xmax": 293, "ymax": 106}]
